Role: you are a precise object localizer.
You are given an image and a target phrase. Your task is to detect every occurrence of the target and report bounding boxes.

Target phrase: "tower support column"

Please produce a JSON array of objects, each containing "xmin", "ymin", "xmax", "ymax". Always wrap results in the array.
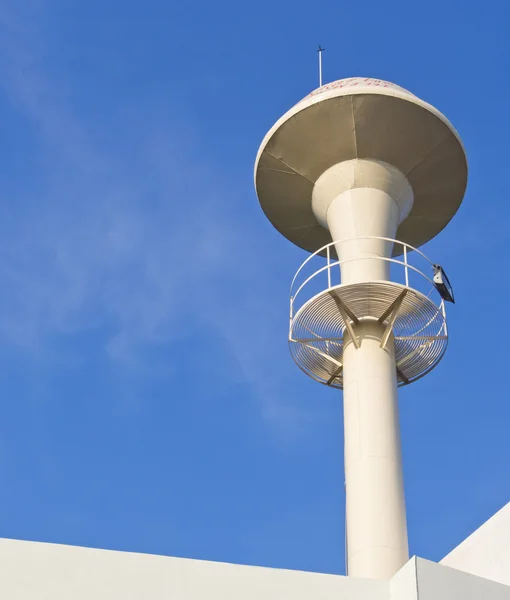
[
  {"xmin": 313, "ymin": 159, "xmax": 413, "ymax": 579},
  {"xmin": 343, "ymin": 321, "xmax": 408, "ymax": 579}
]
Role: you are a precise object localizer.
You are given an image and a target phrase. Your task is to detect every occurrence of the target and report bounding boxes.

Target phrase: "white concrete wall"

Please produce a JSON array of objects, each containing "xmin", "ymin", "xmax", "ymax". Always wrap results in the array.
[
  {"xmin": 389, "ymin": 557, "xmax": 418, "ymax": 600},
  {"xmin": 2, "ymin": 537, "xmax": 510, "ymax": 599},
  {"xmin": 0, "ymin": 538, "xmax": 387, "ymax": 600},
  {"xmin": 417, "ymin": 557, "xmax": 510, "ymax": 600},
  {"xmin": 440, "ymin": 502, "xmax": 510, "ymax": 587},
  {"xmin": 390, "ymin": 556, "xmax": 510, "ymax": 600}
]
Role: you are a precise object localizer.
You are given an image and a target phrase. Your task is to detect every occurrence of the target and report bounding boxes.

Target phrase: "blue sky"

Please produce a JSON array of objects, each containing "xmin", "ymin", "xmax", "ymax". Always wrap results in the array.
[{"xmin": 0, "ymin": 0, "xmax": 508, "ymax": 576}]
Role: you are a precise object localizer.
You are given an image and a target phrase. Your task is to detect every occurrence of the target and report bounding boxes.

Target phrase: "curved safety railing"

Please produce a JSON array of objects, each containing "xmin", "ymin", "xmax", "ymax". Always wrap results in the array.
[
  {"xmin": 288, "ymin": 237, "xmax": 448, "ymax": 388},
  {"xmin": 291, "ymin": 237, "xmax": 443, "ymax": 316}
]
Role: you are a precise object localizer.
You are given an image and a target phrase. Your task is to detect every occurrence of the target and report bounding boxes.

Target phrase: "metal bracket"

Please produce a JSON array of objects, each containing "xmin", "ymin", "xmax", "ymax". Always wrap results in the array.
[
  {"xmin": 396, "ymin": 335, "xmax": 447, "ymax": 340},
  {"xmin": 396, "ymin": 367, "xmax": 409, "ymax": 385},
  {"xmin": 292, "ymin": 337, "xmax": 343, "ymax": 344},
  {"xmin": 328, "ymin": 292, "xmax": 360, "ymax": 349},
  {"xmin": 326, "ymin": 364, "xmax": 343, "ymax": 386},
  {"xmin": 398, "ymin": 338, "xmax": 435, "ymax": 367},
  {"xmin": 302, "ymin": 342, "xmax": 343, "ymax": 369},
  {"xmin": 379, "ymin": 289, "xmax": 408, "ymax": 349},
  {"xmin": 395, "ymin": 337, "xmax": 439, "ymax": 385}
]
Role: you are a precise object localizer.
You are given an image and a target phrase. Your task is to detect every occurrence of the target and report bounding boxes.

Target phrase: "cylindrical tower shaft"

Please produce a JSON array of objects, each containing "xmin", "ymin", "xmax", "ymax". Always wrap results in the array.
[
  {"xmin": 343, "ymin": 322, "xmax": 408, "ymax": 579},
  {"xmin": 326, "ymin": 187, "xmax": 399, "ymax": 282},
  {"xmin": 313, "ymin": 159, "xmax": 413, "ymax": 579}
]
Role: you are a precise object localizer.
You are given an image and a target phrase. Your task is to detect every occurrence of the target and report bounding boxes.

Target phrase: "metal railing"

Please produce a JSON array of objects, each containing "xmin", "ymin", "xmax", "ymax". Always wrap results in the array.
[{"xmin": 290, "ymin": 236, "xmax": 446, "ymax": 326}]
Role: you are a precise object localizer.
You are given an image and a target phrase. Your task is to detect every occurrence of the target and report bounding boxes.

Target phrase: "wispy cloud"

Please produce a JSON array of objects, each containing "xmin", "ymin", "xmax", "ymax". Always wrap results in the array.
[{"xmin": 0, "ymin": 1, "xmax": 319, "ymax": 435}]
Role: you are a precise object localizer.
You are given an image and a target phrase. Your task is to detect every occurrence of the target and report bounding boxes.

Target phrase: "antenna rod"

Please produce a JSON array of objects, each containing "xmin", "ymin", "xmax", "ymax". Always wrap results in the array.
[{"xmin": 318, "ymin": 45, "xmax": 324, "ymax": 87}]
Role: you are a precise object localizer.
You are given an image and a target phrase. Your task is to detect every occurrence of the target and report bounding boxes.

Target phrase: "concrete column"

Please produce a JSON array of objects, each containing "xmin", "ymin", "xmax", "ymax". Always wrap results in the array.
[
  {"xmin": 312, "ymin": 159, "xmax": 413, "ymax": 579},
  {"xmin": 343, "ymin": 321, "xmax": 408, "ymax": 579}
]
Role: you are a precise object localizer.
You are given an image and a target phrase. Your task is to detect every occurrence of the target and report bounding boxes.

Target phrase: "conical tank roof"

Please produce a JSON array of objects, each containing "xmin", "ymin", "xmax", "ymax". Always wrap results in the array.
[{"xmin": 254, "ymin": 77, "xmax": 468, "ymax": 256}]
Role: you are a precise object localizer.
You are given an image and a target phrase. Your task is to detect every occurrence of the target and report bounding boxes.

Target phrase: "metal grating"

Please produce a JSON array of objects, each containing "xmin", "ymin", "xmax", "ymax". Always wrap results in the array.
[{"xmin": 289, "ymin": 282, "xmax": 447, "ymax": 389}]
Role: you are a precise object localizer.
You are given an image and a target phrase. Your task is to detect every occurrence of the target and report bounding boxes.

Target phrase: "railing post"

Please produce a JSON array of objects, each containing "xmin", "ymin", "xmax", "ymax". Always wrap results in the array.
[
  {"xmin": 441, "ymin": 300, "xmax": 448, "ymax": 336},
  {"xmin": 338, "ymin": 240, "xmax": 342, "ymax": 284},
  {"xmin": 403, "ymin": 244, "xmax": 409, "ymax": 287},
  {"xmin": 327, "ymin": 245, "xmax": 332, "ymax": 288},
  {"xmin": 289, "ymin": 296, "xmax": 294, "ymax": 338}
]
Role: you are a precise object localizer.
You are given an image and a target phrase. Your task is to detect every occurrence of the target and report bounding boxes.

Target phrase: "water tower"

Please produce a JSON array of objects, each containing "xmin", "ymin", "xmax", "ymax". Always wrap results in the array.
[{"xmin": 254, "ymin": 78, "xmax": 467, "ymax": 580}]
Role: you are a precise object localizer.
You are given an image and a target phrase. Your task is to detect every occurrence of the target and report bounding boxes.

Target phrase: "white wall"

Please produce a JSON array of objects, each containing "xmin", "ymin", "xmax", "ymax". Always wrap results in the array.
[
  {"xmin": 417, "ymin": 558, "xmax": 510, "ymax": 600},
  {"xmin": 2, "ymin": 537, "xmax": 510, "ymax": 599},
  {"xmin": 440, "ymin": 502, "xmax": 510, "ymax": 587},
  {"xmin": 389, "ymin": 556, "xmax": 510, "ymax": 600},
  {"xmin": 0, "ymin": 538, "xmax": 387, "ymax": 600},
  {"xmin": 389, "ymin": 557, "xmax": 418, "ymax": 600}
]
